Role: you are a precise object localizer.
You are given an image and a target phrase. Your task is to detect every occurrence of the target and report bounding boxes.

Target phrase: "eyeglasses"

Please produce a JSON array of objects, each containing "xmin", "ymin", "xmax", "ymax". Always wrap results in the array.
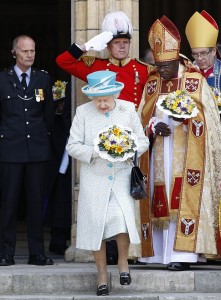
[{"xmin": 191, "ymin": 49, "xmax": 212, "ymax": 59}]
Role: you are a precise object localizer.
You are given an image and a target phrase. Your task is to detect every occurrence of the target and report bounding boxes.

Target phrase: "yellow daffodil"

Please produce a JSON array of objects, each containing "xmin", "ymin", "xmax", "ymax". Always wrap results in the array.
[{"xmin": 115, "ymin": 146, "xmax": 124, "ymax": 154}]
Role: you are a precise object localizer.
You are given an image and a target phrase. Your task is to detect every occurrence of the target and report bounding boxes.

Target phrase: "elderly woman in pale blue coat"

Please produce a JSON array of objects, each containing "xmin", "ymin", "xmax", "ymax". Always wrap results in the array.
[{"xmin": 66, "ymin": 71, "xmax": 149, "ymax": 296}]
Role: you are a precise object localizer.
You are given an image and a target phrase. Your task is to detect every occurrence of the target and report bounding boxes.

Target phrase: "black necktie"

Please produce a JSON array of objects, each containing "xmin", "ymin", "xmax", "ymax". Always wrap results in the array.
[{"xmin": 21, "ymin": 73, "xmax": 27, "ymax": 91}]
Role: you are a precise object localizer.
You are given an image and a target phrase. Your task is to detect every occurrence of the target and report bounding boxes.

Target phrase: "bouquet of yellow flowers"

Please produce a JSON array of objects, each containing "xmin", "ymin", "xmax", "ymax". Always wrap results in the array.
[
  {"xmin": 93, "ymin": 125, "xmax": 137, "ymax": 162},
  {"xmin": 156, "ymin": 90, "xmax": 198, "ymax": 118},
  {"xmin": 52, "ymin": 80, "xmax": 67, "ymax": 100},
  {"xmin": 210, "ymin": 87, "xmax": 221, "ymax": 113}
]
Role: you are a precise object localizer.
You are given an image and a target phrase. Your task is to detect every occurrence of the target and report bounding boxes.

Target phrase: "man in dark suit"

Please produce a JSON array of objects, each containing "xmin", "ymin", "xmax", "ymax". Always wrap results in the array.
[{"xmin": 0, "ymin": 35, "xmax": 55, "ymax": 266}]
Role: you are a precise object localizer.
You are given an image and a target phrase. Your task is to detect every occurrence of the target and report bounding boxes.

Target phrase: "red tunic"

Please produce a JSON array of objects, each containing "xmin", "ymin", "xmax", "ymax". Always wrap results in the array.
[{"xmin": 56, "ymin": 44, "xmax": 150, "ymax": 108}]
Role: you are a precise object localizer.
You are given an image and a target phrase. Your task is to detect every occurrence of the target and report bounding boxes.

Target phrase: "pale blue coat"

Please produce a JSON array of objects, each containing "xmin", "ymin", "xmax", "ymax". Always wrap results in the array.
[{"xmin": 66, "ymin": 99, "xmax": 149, "ymax": 251}]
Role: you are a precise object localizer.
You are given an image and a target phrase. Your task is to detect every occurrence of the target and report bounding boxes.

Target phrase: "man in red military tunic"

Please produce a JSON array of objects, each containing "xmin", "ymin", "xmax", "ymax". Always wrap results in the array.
[
  {"xmin": 56, "ymin": 11, "xmax": 153, "ymax": 265},
  {"xmin": 56, "ymin": 11, "xmax": 152, "ymax": 110}
]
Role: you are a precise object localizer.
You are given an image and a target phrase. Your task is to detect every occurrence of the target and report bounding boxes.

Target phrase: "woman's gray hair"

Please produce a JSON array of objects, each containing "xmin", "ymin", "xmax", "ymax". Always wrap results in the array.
[{"xmin": 89, "ymin": 93, "xmax": 120, "ymax": 100}]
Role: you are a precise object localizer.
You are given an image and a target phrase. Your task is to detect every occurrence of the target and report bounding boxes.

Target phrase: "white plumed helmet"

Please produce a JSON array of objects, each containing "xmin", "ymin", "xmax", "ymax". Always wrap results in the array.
[{"xmin": 101, "ymin": 11, "xmax": 133, "ymax": 39}]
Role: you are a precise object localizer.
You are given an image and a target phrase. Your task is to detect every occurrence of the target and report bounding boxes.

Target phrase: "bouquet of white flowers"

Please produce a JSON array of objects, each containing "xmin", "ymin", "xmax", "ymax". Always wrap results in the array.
[
  {"xmin": 156, "ymin": 90, "xmax": 199, "ymax": 119},
  {"xmin": 93, "ymin": 125, "xmax": 137, "ymax": 162}
]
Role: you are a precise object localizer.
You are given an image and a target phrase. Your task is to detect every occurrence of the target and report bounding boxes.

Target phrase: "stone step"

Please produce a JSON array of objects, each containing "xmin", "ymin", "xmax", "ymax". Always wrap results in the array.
[
  {"xmin": 0, "ymin": 261, "xmax": 221, "ymax": 297},
  {"xmin": 74, "ymin": 294, "xmax": 221, "ymax": 300},
  {"xmin": 0, "ymin": 293, "xmax": 220, "ymax": 300},
  {"xmin": 0, "ymin": 297, "xmax": 73, "ymax": 300}
]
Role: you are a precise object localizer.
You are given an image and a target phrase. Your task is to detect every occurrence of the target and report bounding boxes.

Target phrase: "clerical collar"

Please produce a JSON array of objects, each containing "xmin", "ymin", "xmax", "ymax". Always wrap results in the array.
[
  {"xmin": 109, "ymin": 57, "xmax": 131, "ymax": 67},
  {"xmin": 200, "ymin": 65, "xmax": 214, "ymax": 79}
]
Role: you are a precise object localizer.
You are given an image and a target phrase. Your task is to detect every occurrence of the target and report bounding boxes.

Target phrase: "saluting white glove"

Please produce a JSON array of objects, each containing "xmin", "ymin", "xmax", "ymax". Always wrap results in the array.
[{"xmin": 85, "ymin": 31, "xmax": 113, "ymax": 51}]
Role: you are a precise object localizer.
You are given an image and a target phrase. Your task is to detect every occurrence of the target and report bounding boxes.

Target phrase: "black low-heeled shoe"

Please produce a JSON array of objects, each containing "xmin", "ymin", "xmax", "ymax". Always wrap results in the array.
[
  {"xmin": 96, "ymin": 284, "xmax": 109, "ymax": 296},
  {"xmin": 28, "ymin": 255, "xmax": 54, "ymax": 266},
  {"xmin": 120, "ymin": 272, "xmax": 132, "ymax": 285},
  {"xmin": 167, "ymin": 262, "xmax": 190, "ymax": 271}
]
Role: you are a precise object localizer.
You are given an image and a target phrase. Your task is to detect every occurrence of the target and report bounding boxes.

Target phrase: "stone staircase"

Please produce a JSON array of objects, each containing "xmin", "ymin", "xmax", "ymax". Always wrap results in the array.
[
  {"xmin": 2, "ymin": 222, "xmax": 219, "ymax": 299},
  {"xmin": 0, "ymin": 261, "xmax": 221, "ymax": 299}
]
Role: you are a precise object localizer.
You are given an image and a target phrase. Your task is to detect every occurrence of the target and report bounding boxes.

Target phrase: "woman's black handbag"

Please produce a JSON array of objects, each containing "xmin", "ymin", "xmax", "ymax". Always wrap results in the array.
[{"xmin": 130, "ymin": 151, "xmax": 147, "ymax": 200}]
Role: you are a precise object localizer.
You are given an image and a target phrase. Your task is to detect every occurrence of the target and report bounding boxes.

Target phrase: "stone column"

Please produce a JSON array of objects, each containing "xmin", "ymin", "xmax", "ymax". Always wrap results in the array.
[{"xmin": 65, "ymin": 0, "xmax": 139, "ymax": 262}]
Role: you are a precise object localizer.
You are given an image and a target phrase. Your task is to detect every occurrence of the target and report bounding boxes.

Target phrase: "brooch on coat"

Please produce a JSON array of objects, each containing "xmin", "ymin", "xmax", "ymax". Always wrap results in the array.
[
  {"xmin": 118, "ymin": 105, "xmax": 126, "ymax": 112},
  {"xmin": 35, "ymin": 89, "xmax": 44, "ymax": 102}
]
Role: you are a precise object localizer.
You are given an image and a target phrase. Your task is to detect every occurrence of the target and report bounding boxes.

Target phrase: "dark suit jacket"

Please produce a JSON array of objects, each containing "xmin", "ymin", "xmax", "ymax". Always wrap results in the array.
[
  {"xmin": 44, "ymin": 82, "xmax": 72, "ymax": 228},
  {"xmin": 0, "ymin": 66, "xmax": 55, "ymax": 162}
]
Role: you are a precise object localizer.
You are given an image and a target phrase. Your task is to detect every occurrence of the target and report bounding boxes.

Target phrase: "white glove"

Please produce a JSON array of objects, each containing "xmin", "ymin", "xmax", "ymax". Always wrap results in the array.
[{"xmin": 85, "ymin": 31, "xmax": 113, "ymax": 51}]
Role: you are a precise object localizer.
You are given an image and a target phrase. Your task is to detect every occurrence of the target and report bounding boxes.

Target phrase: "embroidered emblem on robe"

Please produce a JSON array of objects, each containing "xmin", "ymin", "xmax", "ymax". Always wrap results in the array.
[
  {"xmin": 146, "ymin": 80, "xmax": 157, "ymax": 95},
  {"xmin": 161, "ymin": 79, "xmax": 179, "ymax": 93},
  {"xmin": 152, "ymin": 185, "xmax": 169, "ymax": 218},
  {"xmin": 192, "ymin": 120, "xmax": 204, "ymax": 137},
  {"xmin": 187, "ymin": 169, "xmax": 201, "ymax": 186},
  {"xmin": 185, "ymin": 78, "xmax": 199, "ymax": 92},
  {"xmin": 141, "ymin": 223, "xmax": 149, "ymax": 240},
  {"xmin": 171, "ymin": 177, "xmax": 182, "ymax": 209},
  {"xmin": 181, "ymin": 218, "xmax": 195, "ymax": 235}
]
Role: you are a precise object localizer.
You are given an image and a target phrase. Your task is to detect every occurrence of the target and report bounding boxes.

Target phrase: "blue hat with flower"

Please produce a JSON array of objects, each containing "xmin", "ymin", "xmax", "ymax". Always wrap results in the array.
[{"xmin": 82, "ymin": 71, "xmax": 124, "ymax": 97}]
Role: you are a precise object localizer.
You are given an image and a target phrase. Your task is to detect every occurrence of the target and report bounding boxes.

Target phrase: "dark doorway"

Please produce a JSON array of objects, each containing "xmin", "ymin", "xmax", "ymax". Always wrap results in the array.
[
  {"xmin": 0, "ymin": 0, "xmax": 71, "ymax": 82},
  {"xmin": 0, "ymin": 1, "xmax": 72, "ymax": 256},
  {"xmin": 0, "ymin": 0, "xmax": 72, "ymax": 221}
]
